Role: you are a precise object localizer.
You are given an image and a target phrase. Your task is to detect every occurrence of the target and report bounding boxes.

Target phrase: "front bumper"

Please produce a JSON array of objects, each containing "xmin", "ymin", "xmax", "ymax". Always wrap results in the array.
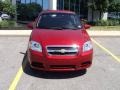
[{"xmin": 27, "ymin": 49, "xmax": 93, "ymax": 71}]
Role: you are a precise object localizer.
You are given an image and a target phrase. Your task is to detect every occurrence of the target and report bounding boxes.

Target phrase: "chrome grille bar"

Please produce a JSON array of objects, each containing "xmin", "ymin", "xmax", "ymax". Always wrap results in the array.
[{"xmin": 46, "ymin": 45, "xmax": 79, "ymax": 55}]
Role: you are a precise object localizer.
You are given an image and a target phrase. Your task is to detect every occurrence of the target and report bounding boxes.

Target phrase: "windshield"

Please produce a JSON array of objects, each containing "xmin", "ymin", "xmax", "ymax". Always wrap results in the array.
[{"xmin": 37, "ymin": 13, "xmax": 82, "ymax": 30}]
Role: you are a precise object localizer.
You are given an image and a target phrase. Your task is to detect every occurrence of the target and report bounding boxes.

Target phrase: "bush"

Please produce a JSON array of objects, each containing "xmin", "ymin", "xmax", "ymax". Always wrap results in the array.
[
  {"xmin": 17, "ymin": 3, "xmax": 42, "ymax": 21},
  {"xmin": 0, "ymin": 20, "xmax": 15, "ymax": 28},
  {"xmin": 0, "ymin": 20, "xmax": 9, "ymax": 27},
  {"xmin": 95, "ymin": 19, "xmax": 120, "ymax": 26},
  {"xmin": 96, "ymin": 20, "xmax": 108, "ymax": 26},
  {"xmin": 87, "ymin": 21, "xmax": 96, "ymax": 26},
  {"xmin": 8, "ymin": 20, "xmax": 15, "ymax": 26}
]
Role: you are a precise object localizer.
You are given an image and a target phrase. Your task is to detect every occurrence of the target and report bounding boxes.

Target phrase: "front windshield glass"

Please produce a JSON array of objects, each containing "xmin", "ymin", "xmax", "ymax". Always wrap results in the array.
[{"xmin": 37, "ymin": 13, "xmax": 82, "ymax": 30}]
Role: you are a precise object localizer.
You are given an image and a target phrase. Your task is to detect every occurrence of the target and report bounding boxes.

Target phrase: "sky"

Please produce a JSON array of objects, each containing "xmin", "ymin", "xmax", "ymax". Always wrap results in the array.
[{"xmin": 20, "ymin": 0, "xmax": 49, "ymax": 9}]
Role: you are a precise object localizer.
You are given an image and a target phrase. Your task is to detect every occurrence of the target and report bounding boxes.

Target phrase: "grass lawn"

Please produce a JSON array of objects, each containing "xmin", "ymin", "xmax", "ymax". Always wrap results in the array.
[{"xmin": 90, "ymin": 26, "xmax": 120, "ymax": 31}]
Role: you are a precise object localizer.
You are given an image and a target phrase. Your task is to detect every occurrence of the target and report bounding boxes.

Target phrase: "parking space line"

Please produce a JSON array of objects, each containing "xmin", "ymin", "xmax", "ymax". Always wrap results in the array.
[
  {"xmin": 9, "ymin": 54, "xmax": 27, "ymax": 90},
  {"xmin": 8, "ymin": 67, "xmax": 23, "ymax": 90},
  {"xmin": 91, "ymin": 38, "xmax": 120, "ymax": 63}
]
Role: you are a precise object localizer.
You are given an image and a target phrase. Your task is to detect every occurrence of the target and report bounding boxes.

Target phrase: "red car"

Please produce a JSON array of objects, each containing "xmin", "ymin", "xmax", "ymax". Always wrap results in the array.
[{"xmin": 27, "ymin": 10, "xmax": 93, "ymax": 72}]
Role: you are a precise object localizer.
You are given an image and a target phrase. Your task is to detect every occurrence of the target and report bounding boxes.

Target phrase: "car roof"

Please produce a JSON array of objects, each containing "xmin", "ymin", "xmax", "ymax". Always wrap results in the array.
[{"xmin": 40, "ymin": 10, "xmax": 75, "ymax": 14}]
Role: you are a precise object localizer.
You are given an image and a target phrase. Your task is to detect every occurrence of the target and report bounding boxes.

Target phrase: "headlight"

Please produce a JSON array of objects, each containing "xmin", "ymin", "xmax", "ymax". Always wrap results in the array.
[
  {"xmin": 83, "ymin": 41, "xmax": 93, "ymax": 52},
  {"xmin": 29, "ymin": 41, "xmax": 42, "ymax": 52}
]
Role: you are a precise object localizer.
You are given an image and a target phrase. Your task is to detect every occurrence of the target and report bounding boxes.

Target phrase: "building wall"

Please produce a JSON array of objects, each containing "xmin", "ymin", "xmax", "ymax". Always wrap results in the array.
[
  {"xmin": 16, "ymin": 0, "xmax": 49, "ymax": 10},
  {"xmin": 13, "ymin": 0, "xmax": 108, "ymax": 21}
]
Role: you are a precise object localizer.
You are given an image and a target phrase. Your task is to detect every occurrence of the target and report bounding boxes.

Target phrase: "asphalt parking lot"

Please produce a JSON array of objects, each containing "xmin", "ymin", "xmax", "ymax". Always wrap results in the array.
[{"xmin": 0, "ymin": 36, "xmax": 120, "ymax": 90}]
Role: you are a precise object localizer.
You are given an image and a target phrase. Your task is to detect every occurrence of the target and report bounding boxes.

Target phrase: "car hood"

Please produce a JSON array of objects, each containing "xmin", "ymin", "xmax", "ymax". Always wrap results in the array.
[{"xmin": 31, "ymin": 29, "xmax": 89, "ymax": 46}]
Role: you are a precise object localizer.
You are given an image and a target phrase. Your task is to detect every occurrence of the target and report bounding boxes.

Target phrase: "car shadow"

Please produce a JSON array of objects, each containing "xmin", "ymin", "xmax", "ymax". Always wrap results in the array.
[{"xmin": 21, "ymin": 52, "xmax": 87, "ymax": 79}]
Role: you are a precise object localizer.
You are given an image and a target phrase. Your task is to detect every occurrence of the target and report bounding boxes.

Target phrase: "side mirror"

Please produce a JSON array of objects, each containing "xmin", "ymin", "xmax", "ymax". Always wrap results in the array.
[
  {"xmin": 27, "ymin": 22, "xmax": 34, "ymax": 29},
  {"xmin": 84, "ymin": 24, "xmax": 91, "ymax": 29}
]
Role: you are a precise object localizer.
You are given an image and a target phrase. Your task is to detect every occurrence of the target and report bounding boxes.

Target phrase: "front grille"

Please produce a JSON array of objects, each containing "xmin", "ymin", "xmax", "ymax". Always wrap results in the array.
[
  {"xmin": 50, "ymin": 65, "xmax": 75, "ymax": 69},
  {"xmin": 46, "ymin": 45, "xmax": 79, "ymax": 55}
]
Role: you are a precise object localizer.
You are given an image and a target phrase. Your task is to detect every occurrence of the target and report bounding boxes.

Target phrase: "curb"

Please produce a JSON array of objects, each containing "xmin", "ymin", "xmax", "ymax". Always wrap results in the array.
[
  {"xmin": 0, "ymin": 30, "xmax": 31, "ymax": 36},
  {"xmin": 87, "ymin": 31, "xmax": 120, "ymax": 37},
  {"xmin": 0, "ymin": 30, "xmax": 120, "ymax": 36}
]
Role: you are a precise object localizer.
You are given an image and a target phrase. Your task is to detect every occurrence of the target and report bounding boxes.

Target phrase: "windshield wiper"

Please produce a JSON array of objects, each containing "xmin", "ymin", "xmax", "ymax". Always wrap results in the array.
[
  {"xmin": 49, "ymin": 27, "xmax": 64, "ymax": 30},
  {"xmin": 61, "ymin": 26, "xmax": 80, "ymax": 30},
  {"xmin": 39, "ymin": 27, "xmax": 64, "ymax": 30},
  {"xmin": 39, "ymin": 26, "xmax": 80, "ymax": 30},
  {"xmin": 50, "ymin": 27, "xmax": 79, "ymax": 30}
]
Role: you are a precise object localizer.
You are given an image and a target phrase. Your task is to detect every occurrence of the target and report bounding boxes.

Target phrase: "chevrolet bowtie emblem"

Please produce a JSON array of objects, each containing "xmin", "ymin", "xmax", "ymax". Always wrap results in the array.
[{"xmin": 60, "ymin": 49, "xmax": 66, "ymax": 53}]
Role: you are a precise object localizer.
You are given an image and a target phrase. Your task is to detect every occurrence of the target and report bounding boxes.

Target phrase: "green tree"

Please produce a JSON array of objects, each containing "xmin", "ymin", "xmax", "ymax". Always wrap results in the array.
[
  {"xmin": 0, "ymin": 0, "xmax": 16, "ymax": 17},
  {"xmin": 89, "ymin": 0, "xmax": 110, "ymax": 19},
  {"xmin": 0, "ymin": 1, "xmax": 3, "ymax": 11},
  {"xmin": 109, "ymin": 0, "xmax": 120, "ymax": 12},
  {"xmin": 17, "ymin": 3, "xmax": 42, "ymax": 21}
]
